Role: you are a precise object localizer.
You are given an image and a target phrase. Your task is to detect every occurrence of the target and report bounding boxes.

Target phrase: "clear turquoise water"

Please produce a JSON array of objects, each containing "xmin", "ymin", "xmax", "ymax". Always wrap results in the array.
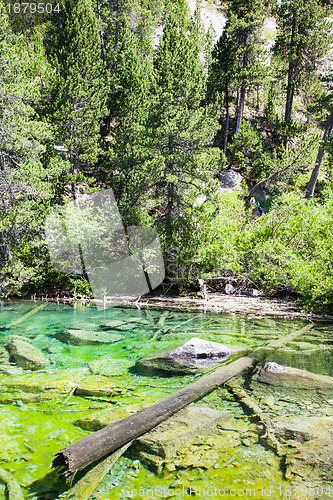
[{"xmin": 0, "ymin": 301, "xmax": 331, "ymax": 499}]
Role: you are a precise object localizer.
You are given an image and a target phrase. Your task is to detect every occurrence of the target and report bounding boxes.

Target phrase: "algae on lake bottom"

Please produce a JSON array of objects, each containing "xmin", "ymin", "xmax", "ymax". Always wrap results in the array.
[{"xmin": 0, "ymin": 301, "xmax": 332, "ymax": 499}]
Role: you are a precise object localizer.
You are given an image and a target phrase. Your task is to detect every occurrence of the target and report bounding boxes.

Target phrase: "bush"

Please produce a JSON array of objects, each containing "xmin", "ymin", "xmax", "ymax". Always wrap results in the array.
[
  {"xmin": 173, "ymin": 189, "xmax": 246, "ymax": 283},
  {"xmin": 240, "ymin": 194, "xmax": 333, "ymax": 311}
]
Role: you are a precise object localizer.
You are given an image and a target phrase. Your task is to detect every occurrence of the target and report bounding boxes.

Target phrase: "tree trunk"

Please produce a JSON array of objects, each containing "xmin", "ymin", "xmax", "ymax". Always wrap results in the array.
[
  {"xmin": 235, "ymin": 86, "xmax": 246, "ymax": 135},
  {"xmin": 284, "ymin": 67, "xmax": 295, "ymax": 123},
  {"xmin": 223, "ymin": 86, "xmax": 229, "ymax": 155},
  {"xmin": 52, "ymin": 324, "xmax": 312, "ymax": 477},
  {"xmin": 165, "ymin": 135, "xmax": 176, "ymax": 278},
  {"xmin": 235, "ymin": 29, "xmax": 248, "ymax": 136},
  {"xmin": 305, "ymin": 107, "xmax": 333, "ymax": 199},
  {"xmin": 0, "ymin": 232, "xmax": 12, "ymax": 264},
  {"xmin": 284, "ymin": 10, "xmax": 296, "ymax": 124}
]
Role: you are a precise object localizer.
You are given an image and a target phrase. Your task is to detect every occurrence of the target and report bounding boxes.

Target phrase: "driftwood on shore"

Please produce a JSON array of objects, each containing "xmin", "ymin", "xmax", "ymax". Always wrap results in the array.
[{"xmin": 52, "ymin": 324, "xmax": 312, "ymax": 477}]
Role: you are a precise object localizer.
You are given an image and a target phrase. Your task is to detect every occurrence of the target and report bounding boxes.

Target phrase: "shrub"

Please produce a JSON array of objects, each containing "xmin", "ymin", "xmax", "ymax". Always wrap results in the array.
[{"xmin": 240, "ymin": 193, "xmax": 333, "ymax": 311}]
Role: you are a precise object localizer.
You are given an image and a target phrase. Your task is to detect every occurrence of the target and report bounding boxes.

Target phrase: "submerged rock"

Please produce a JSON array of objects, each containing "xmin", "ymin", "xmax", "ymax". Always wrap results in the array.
[
  {"xmin": 273, "ymin": 416, "xmax": 333, "ymax": 444},
  {"xmin": 286, "ymin": 439, "xmax": 333, "ymax": 483},
  {"xmin": 74, "ymin": 404, "xmax": 138, "ymax": 432},
  {"xmin": 0, "ymin": 368, "xmax": 125, "ymax": 403},
  {"xmin": 99, "ymin": 318, "xmax": 146, "ymax": 331},
  {"xmin": 135, "ymin": 338, "xmax": 242, "ymax": 376},
  {"xmin": 0, "ymin": 346, "xmax": 10, "ymax": 365},
  {"xmin": 99, "ymin": 320, "xmax": 127, "ymax": 330},
  {"xmin": 5, "ymin": 338, "xmax": 50, "ymax": 371},
  {"xmin": 265, "ymin": 345, "xmax": 333, "ymax": 377},
  {"xmin": 74, "ymin": 377, "xmax": 125, "ymax": 398},
  {"xmin": 128, "ymin": 405, "xmax": 233, "ymax": 474},
  {"xmin": 55, "ymin": 329, "xmax": 123, "ymax": 345},
  {"xmin": 88, "ymin": 358, "xmax": 134, "ymax": 377},
  {"xmin": 256, "ymin": 362, "xmax": 333, "ymax": 390}
]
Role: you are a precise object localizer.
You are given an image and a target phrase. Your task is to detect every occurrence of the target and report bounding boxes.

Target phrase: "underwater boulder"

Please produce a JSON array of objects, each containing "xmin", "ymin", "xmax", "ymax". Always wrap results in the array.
[
  {"xmin": 286, "ymin": 438, "xmax": 333, "ymax": 483},
  {"xmin": 128, "ymin": 405, "xmax": 233, "ymax": 474},
  {"xmin": 5, "ymin": 338, "xmax": 50, "ymax": 371},
  {"xmin": 256, "ymin": 362, "xmax": 333, "ymax": 390},
  {"xmin": 55, "ymin": 329, "xmax": 123, "ymax": 345},
  {"xmin": 0, "ymin": 345, "xmax": 10, "ymax": 365},
  {"xmin": 88, "ymin": 358, "xmax": 134, "ymax": 377}
]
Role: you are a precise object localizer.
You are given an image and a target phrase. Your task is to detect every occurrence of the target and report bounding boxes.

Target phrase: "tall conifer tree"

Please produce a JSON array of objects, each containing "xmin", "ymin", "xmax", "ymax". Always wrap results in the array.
[
  {"xmin": 209, "ymin": 0, "xmax": 267, "ymax": 149},
  {"xmin": 273, "ymin": 0, "xmax": 330, "ymax": 124},
  {"xmin": 149, "ymin": 0, "xmax": 219, "ymax": 276},
  {"xmin": 104, "ymin": 17, "xmax": 156, "ymax": 223},
  {"xmin": 47, "ymin": 0, "xmax": 107, "ymax": 198}
]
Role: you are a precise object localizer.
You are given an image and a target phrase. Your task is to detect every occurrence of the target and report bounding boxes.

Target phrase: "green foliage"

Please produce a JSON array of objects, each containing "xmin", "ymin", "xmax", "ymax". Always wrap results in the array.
[
  {"xmin": 102, "ymin": 16, "xmax": 156, "ymax": 224},
  {"xmin": 209, "ymin": 0, "xmax": 268, "ymax": 146},
  {"xmin": 45, "ymin": 0, "xmax": 107, "ymax": 176},
  {"xmin": 229, "ymin": 122, "xmax": 263, "ymax": 171},
  {"xmin": 0, "ymin": 4, "xmax": 59, "ymax": 291},
  {"xmin": 273, "ymin": 0, "xmax": 331, "ymax": 123},
  {"xmin": 1, "ymin": 0, "xmax": 333, "ymax": 313},
  {"xmin": 149, "ymin": 2, "xmax": 220, "ymax": 276},
  {"xmin": 241, "ymin": 194, "xmax": 333, "ymax": 311},
  {"xmin": 187, "ymin": 190, "xmax": 245, "ymax": 279}
]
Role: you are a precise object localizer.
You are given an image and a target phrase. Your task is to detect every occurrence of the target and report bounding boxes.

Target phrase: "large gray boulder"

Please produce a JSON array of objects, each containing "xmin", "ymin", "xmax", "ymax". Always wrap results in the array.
[
  {"xmin": 135, "ymin": 338, "xmax": 245, "ymax": 376},
  {"xmin": 218, "ymin": 170, "xmax": 243, "ymax": 191},
  {"xmin": 168, "ymin": 337, "xmax": 231, "ymax": 360},
  {"xmin": 5, "ymin": 338, "xmax": 50, "ymax": 371}
]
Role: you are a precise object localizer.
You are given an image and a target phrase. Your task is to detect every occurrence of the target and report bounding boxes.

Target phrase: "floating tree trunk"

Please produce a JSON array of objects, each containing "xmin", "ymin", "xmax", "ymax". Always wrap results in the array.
[{"xmin": 53, "ymin": 324, "xmax": 313, "ymax": 478}]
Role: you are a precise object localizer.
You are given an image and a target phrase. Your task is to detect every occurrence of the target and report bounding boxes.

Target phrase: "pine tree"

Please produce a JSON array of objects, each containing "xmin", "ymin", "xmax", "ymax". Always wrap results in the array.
[
  {"xmin": 46, "ymin": 0, "xmax": 107, "ymax": 198},
  {"xmin": 148, "ymin": 0, "xmax": 219, "ymax": 278},
  {"xmin": 305, "ymin": 63, "xmax": 333, "ymax": 198},
  {"xmin": 103, "ymin": 16, "xmax": 156, "ymax": 224},
  {"xmin": 0, "ymin": 4, "xmax": 55, "ymax": 292},
  {"xmin": 209, "ymin": 31, "xmax": 237, "ymax": 155},
  {"xmin": 273, "ymin": 0, "xmax": 331, "ymax": 125},
  {"xmin": 209, "ymin": 0, "xmax": 267, "ymax": 151},
  {"xmin": 228, "ymin": 0, "xmax": 267, "ymax": 135}
]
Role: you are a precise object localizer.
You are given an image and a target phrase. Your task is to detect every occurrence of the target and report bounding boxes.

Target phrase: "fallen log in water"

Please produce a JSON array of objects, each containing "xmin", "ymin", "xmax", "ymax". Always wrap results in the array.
[
  {"xmin": 52, "ymin": 324, "xmax": 312, "ymax": 477},
  {"xmin": 10, "ymin": 303, "xmax": 47, "ymax": 326},
  {"xmin": 0, "ymin": 467, "xmax": 24, "ymax": 500},
  {"xmin": 58, "ymin": 442, "xmax": 132, "ymax": 500}
]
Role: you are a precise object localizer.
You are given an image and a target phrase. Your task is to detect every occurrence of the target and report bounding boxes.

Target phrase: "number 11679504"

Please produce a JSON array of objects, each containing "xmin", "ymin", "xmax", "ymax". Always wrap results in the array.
[{"xmin": 7, "ymin": 3, "xmax": 60, "ymax": 14}]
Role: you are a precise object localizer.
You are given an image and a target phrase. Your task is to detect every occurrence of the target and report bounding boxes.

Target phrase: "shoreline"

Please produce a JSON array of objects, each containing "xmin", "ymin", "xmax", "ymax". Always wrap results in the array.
[{"xmin": 3, "ymin": 293, "xmax": 333, "ymax": 322}]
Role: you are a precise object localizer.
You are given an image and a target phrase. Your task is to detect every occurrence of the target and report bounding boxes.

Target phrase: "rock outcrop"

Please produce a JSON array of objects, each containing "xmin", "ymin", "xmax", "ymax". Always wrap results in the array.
[{"xmin": 218, "ymin": 170, "xmax": 243, "ymax": 191}]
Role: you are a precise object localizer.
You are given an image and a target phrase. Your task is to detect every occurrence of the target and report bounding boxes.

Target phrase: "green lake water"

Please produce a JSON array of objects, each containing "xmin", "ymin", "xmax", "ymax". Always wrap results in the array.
[{"xmin": 0, "ymin": 301, "xmax": 332, "ymax": 499}]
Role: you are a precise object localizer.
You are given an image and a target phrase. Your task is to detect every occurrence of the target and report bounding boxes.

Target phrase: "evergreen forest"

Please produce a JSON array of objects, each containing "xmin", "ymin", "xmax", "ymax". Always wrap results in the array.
[{"xmin": 1, "ymin": 0, "xmax": 333, "ymax": 312}]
